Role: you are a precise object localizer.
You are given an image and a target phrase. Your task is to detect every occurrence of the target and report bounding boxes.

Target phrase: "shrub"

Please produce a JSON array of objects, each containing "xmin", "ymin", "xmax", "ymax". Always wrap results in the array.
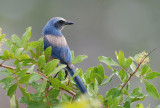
[{"xmin": 0, "ymin": 27, "xmax": 160, "ymax": 108}]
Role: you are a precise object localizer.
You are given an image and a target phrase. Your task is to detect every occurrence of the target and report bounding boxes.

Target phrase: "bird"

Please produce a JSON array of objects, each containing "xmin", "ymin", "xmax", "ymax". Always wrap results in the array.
[{"xmin": 42, "ymin": 17, "xmax": 87, "ymax": 94}]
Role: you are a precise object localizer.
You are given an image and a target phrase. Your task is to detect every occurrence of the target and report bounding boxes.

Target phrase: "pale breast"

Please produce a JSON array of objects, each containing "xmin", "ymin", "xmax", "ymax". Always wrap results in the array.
[{"xmin": 45, "ymin": 35, "xmax": 68, "ymax": 47}]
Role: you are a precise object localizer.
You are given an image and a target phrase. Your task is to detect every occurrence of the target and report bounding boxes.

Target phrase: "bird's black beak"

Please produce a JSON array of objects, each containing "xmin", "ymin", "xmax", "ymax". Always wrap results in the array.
[{"xmin": 65, "ymin": 21, "xmax": 74, "ymax": 25}]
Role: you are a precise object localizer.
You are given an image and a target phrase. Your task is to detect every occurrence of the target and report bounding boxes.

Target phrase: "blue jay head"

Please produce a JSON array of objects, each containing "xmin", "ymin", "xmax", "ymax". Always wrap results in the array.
[{"xmin": 43, "ymin": 17, "xmax": 74, "ymax": 36}]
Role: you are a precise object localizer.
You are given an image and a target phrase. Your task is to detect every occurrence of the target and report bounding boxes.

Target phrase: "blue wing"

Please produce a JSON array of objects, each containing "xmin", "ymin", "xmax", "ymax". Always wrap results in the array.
[{"xmin": 43, "ymin": 36, "xmax": 72, "ymax": 64}]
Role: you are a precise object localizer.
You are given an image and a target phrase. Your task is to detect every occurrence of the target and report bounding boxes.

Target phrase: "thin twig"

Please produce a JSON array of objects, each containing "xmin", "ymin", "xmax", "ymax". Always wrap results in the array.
[
  {"xmin": 121, "ymin": 64, "xmax": 140, "ymax": 89},
  {"xmin": 37, "ymin": 70, "xmax": 48, "ymax": 79},
  {"xmin": 45, "ymin": 86, "xmax": 50, "ymax": 106},
  {"xmin": 121, "ymin": 48, "xmax": 157, "ymax": 89},
  {"xmin": 59, "ymin": 87, "xmax": 76, "ymax": 96},
  {"xmin": 0, "ymin": 60, "xmax": 6, "ymax": 64},
  {"xmin": 0, "ymin": 62, "xmax": 77, "ymax": 97},
  {"xmin": 37, "ymin": 70, "xmax": 76, "ymax": 97},
  {"xmin": 0, "ymin": 64, "xmax": 16, "ymax": 70}
]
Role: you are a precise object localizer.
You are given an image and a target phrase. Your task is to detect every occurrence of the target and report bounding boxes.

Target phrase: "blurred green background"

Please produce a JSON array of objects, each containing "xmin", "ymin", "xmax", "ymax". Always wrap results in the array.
[{"xmin": 0, "ymin": 0, "xmax": 160, "ymax": 107}]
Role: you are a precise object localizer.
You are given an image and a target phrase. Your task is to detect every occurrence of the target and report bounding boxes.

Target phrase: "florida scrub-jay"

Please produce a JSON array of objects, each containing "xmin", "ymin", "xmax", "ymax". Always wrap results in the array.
[{"xmin": 42, "ymin": 17, "xmax": 87, "ymax": 94}]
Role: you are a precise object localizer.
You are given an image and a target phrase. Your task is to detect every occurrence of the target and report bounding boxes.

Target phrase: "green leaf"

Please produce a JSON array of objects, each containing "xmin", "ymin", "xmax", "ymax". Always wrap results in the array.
[
  {"xmin": 37, "ymin": 55, "xmax": 45, "ymax": 70},
  {"xmin": 36, "ymin": 38, "xmax": 44, "ymax": 57},
  {"xmin": 29, "ymin": 82, "xmax": 39, "ymax": 90},
  {"xmin": 15, "ymin": 97, "xmax": 19, "ymax": 108},
  {"xmin": 19, "ymin": 75, "xmax": 31, "ymax": 84},
  {"xmin": 141, "ymin": 64, "xmax": 149, "ymax": 75},
  {"xmin": 118, "ymin": 69, "xmax": 126, "ymax": 81},
  {"xmin": 72, "ymin": 55, "xmax": 88, "ymax": 64},
  {"xmin": 15, "ymin": 62, "xmax": 23, "ymax": 72},
  {"xmin": 135, "ymin": 104, "xmax": 144, "ymax": 108},
  {"xmin": 37, "ymin": 79, "xmax": 47, "ymax": 96},
  {"xmin": 106, "ymin": 88, "xmax": 122, "ymax": 99},
  {"xmin": 98, "ymin": 56, "xmax": 119, "ymax": 66},
  {"xmin": 25, "ymin": 41, "xmax": 40, "ymax": 51},
  {"xmin": 97, "ymin": 64, "xmax": 105, "ymax": 79},
  {"xmin": 73, "ymin": 69, "xmax": 81, "ymax": 78},
  {"xmin": 106, "ymin": 96, "xmax": 113, "ymax": 107},
  {"xmin": 6, "ymin": 39, "xmax": 13, "ymax": 49},
  {"xmin": 90, "ymin": 73, "xmax": 103, "ymax": 85},
  {"xmin": 2, "ymin": 50, "xmax": 10, "ymax": 60},
  {"xmin": 145, "ymin": 81, "xmax": 159, "ymax": 100},
  {"xmin": 123, "ymin": 101, "xmax": 130, "ymax": 108},
  {"xmin": 71, "ymin": 51, "xmax": 75, "ymax": 61},
  {"xmin": 94, "ymin": 79, "xmax": 99, "ymax": 94},
  {"xmin": 11, "ymin": 34, "xmax": 22, "ymax": 47},
  {"xmin": 18, "ymin": 54, "xmax": 30, "ymax": 60},
  {"xmin": 0, "ymin": 69, "xmax": 13, "ymax": 76},
  {"xmin": 124, "ymin": 58, "xmax": 132, "ymax": 69},
  {"xmin": 118, "ymin": 50, "xmax": 125, "ymax": 67},
  {"xmin": 7, "ymin": 83, "xmax": 17, "ymax": 97},
  {"xmin": 14, "ymin": 48, "xmax": 24, "ymax": 57},
  {"xmin": 27, "ymin": 103, "xmax": 48, "ymax": 108},
  {"xmin": 61, "ymin": 94, "xmax": 72, "ymax": 102},
  {"xmin": 130, "ymin": 62, "xmax": 137, "ymax": 71},
  {"xmin": 44, "ymin": 59, "xmax": 59, "ymax": 75},
  {"xmin": 126, "ymin": 83, "xmax": 130, "ymax": 91},
  {"xmin": 29, "ymin": 73, "xmax": 41, "ymax": 82},
  {"xmin": 101, "ymin": 74, "xmax": 114, "ymax": 85},
  {"xmin": 48, "ymin": 89, "xmax": 60, "ymax": 99},
  {"xmin": 0, "ymin": 34, "xmax": 5, "ymax": 42},
  {"xmin": 19, "ymin": 86, "xmax": 31, "ymax": 101},
  {"xmin": 17, "ymin": 69, "xmax": 28, "ymax": 78},
  {"xmin": 22, "ymin": 27, "xmax": 31, "ymax": 46},
  {"xmin": 57, "ymin": 70, "xmax": 65, "ymax": 81},
  {"xmin": 130, "ymin": 87, "xmax": 144, "ymax": 98},
  {"xmin": 87, "ymin": 83, "xmax": 95, "ymax": 96},
  {"xmin": 30, "ymin": 50, "xmax": 36, "ymax": 58},
  {"xmin": 144, "ymin": 72, "xmax": 160, "ymax": 79},
  {"xmin": 44, "ymin": 46, "xmax": 52, "ymax": 62},
  {"xmin": 113, "ymin": 96, "xmax": 123, "ymax": 107},
  {"xmin": 48, "ymin": 64, "xmax": 66, "ymax": 77},
  {"xmin": 49, "ymin": 78, "xmax": 71, "ymax": 91},
  {"xmin": 10, "ymin": 94, "xmax": 16, "ymax": 108},
  {"xmin": 0, "ymin": 76, "xmax": 14, "ymax": 83}
]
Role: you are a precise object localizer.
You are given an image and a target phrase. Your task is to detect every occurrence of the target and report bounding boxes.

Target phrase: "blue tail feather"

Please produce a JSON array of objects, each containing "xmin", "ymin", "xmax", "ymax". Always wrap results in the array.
[{"xmin": 66, "ymin": 65, "xmax": 87, "ymax": 94}]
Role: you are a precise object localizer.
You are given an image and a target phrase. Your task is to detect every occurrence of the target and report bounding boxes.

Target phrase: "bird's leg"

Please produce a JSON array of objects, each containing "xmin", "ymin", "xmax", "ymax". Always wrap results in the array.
[
  {"xmin": 64, "ymin": 70, "xmax": 68, "ymax": 79},
  {"xmin": 54, "ymin": 62, "xmax": 60, "ymax": 78},
  {"xmin": 54, "ymin": 72, "xmax": 59, "ymax": 78},
  {"xmin": 54, "ymin": 70, "xmax": 68, "ymax": 79}
]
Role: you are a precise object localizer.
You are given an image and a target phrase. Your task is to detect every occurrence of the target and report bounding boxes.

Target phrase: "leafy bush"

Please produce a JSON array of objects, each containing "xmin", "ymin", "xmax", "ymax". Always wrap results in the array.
[{"xmin": 0, "ymin": 27, "xmax": 160, "ymax": 108}]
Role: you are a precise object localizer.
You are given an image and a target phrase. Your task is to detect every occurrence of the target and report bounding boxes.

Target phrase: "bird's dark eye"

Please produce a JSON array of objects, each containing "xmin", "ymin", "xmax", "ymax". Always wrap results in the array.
[{"xmin": 59, "ymin": 20, "xmax": 65, "ymax": 24}]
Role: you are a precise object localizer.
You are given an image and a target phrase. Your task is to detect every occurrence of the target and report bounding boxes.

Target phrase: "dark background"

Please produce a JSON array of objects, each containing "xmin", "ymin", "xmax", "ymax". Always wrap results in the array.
[{"xmin": 0, "ymin": 0, "xmax": 160, "ymax": 107}]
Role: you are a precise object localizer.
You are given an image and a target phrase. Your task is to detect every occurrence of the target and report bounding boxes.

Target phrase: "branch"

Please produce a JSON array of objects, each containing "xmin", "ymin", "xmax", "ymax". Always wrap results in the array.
[
  {"xmin": 121, "ymin": 48, "xmax": 157, "ymax": 89},
  {"xmin": 37, "ymin": 70, "xmax": 76, "ymax": 97},
  {"xmin": 121, "ymin": 64, "xmax": 140, "ymax": 89},
  {"xmin": 59, "ymin": 87, "xmax": 76, "ymax": 96},
  {"xmin": 0, "ymin": 64, "xmax": 16, "ymax": 70},
  {"xmin": 0, "ymin": 62, "xmax": 77, "ymax": 97}
]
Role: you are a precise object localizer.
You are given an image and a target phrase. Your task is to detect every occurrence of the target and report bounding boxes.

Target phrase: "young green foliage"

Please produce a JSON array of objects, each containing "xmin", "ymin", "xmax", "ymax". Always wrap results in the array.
[{"xmin": 0, "ymin": 27, "xmax": 160, "ymax": 108}]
